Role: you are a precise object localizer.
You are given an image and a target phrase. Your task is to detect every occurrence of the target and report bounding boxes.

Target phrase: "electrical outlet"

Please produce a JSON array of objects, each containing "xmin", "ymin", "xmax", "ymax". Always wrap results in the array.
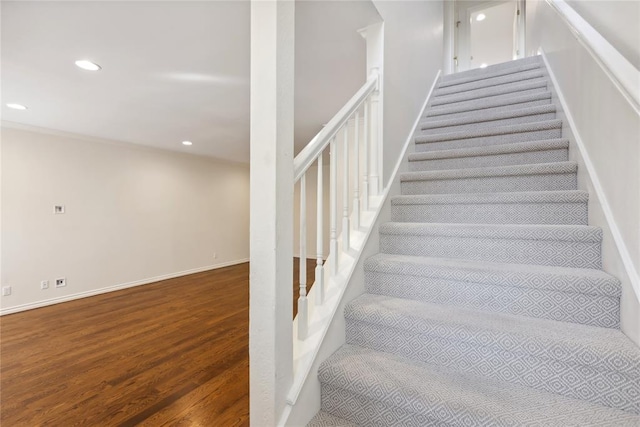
[
  {"xmin": 213, "ymin": 252, "xmax": 217, "ymax": 259},
  {"xmin": 2, "ymin": 286, "xmax": 11, "ymax": 296},
  {"xmin": 53, "ymin": 205, "xmax": 65, "ymax": 214},
  {"xmin": 41, "ymin": 280, "xmax": 50, "ymax": 290},
  {"xmin": 55, "ymin": 278, "xmax": 66, "ymax": 288}
]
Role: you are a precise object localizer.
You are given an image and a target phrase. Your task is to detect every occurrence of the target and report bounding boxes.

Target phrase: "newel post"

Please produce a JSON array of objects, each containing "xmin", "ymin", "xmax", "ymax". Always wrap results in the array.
[
  {"xmin": 358, "ymin": 22, "xmax": 384, "ymax": 195},
  {"xmin": 249, "ymin": 1, "xmax": 295, "ymax": 425}
]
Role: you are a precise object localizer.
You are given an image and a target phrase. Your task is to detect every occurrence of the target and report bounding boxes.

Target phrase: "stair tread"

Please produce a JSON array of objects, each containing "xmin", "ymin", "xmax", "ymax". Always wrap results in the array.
[
  {"xmin": 420, "ymin": 104, "xmax": 556, "ymax": 131},
  {"xmin": 319, "ymin": 345, "xmax": 640, "ymax": 426},
  {"xmin": 345, "ymin": 294, "xmax": 640, "ymax": 375},
  {"xmin": 400, "ymin": 161, "xmax": 577, "ymax": 182},
  {"xmin": 435, "ymin": 69, "xmax": 546, "ymax": 97},
  {"xmin": 392, "ymin": 190, "xmax": 588, "ymax": 205},
  {"xmin": 366, "ymin": 252, "xmax": 619, "ymax": 297},
  {"xmin": 440, "ymin": 56, "xmax": 543, "ymax": 86},
  {"xmin": 416, "ymin": 119, "xmax": 562, "ymax": 144},
  {"xmin": 427, "ymin": 91, "xmax": 552, "ymax": 118},
  {"xmin": 409, "ymin": 139, "xmax": 569, "ymax": 161},
  {"xmin": 307, "ymin": 411, "xmax": 358, "ymax": 427},
  {"xmin": 431, "ymin": 79, "xmax": 548, "ymax": 107},
  {"xmin": 379, "ymin": 222, "xmax": 601, "ymax": 242}
]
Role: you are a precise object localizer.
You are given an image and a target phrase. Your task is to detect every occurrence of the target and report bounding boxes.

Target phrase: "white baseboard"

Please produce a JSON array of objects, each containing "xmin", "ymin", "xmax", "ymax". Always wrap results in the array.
[{"xmin": 0, "ymin": 258, "xmax": 249, "ymax": 316}]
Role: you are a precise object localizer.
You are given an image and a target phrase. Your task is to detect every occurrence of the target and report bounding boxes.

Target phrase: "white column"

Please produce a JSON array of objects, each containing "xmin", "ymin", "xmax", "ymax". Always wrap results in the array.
[
  {"xmin": 329, "ymin": 138, "xmax": 338, "ymax": 275},
  {"xmin": 315, "ymin": 153, "xmax": 325, "ymax": 305},
  {"xmin": 249, "ymin": 1, "xmax": 294, "ymax": 425},
  {"xmin": 342, "ymin": 124, "xmax": 350, "ymax": 251},
  {"xmin": 298, "ymin": 174, "xmax": 308, "ymax": 340},
  {"xmin": 352, "ymin": 110, "xmax": 360, "ymax": 230},
  {"xmin": 363, "ymin": 99, "xmax": 370, "ymax": 211},
  {"xmin": 369, "ymin": 89, "xmax": 381, "ymax": 195}
]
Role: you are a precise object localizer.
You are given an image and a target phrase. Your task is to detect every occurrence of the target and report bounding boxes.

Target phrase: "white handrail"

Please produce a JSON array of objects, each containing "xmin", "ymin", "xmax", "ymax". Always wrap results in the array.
[
  {"xmin": 294, "ymin": 75, "xmax": 378, "ymax": 182},
  {"xmin": 546, "ymin": 0, "xmax": 640, "ymax": 113}
]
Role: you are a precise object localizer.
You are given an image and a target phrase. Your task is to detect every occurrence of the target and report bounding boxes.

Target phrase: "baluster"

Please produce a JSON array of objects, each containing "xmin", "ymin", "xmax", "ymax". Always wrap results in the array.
[
  {"xmin": 363, "ymin": 98, "xmax": 370, "ymax": 211},
  {"xmin": 370, "ymin": 89, "xmax": 380, "ymax": 195},
  {"xmin": 342, "ymin": 124, "xmax": 350, "ymax": 251},
  {"xmin": 315, "ymin": 153, "xmax": 324, "ymax": 305},
  {"xmin": 353, "ymin": 110, "xmax": 360, "ymax": 230},
  {"xmin": 298, "ymin": 174, "xmax": 308, "ymax": 340},
  {"xmin": 329, "ymin": 138, "xmax": 338, "ymax": 275}
]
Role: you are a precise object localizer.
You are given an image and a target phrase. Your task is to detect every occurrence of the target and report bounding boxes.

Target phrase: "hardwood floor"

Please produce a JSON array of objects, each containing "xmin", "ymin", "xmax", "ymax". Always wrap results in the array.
[{"xmin": 1, "ymin": 259, "xmax": 315, "ymax": 426}]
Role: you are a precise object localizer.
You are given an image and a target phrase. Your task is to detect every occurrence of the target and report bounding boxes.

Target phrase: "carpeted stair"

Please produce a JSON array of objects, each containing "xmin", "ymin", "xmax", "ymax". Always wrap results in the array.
[{"xmin": 308, "ymin": 56, "xmax": 640, "ymax": 426}]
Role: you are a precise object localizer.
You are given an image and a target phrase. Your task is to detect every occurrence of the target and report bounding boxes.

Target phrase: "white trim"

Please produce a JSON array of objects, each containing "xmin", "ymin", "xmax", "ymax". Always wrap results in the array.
[
  {"xmin": 546, "ymin": 0, "xmax": 640, "ymax": 114},
  {"xmin": 284, "ymin": 69, "xmax": 441, "ymax": 409},
  {"xmin": 541, "ymin": 50, "xmax": 640, "ymax": 303},
  {"xmin": 0, "ymin": 258, "xmax": 250, "ymax": 316}
]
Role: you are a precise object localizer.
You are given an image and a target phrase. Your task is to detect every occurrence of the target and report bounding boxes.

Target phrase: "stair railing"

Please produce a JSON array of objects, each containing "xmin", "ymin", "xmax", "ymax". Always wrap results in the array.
[{"xmin": 293, "ymin": 69, "xmax": 380, "ymax": 340}]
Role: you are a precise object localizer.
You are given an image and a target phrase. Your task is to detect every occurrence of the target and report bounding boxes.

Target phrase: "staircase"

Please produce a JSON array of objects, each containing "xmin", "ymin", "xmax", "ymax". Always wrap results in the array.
[{"xmin": 308, "ymin": 56, "xmax": 640, "ymax": 426}]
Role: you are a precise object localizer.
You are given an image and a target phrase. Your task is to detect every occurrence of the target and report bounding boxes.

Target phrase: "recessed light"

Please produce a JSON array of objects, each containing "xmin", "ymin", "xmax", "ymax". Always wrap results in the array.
[
  {"xmin": 476, "ymin": 13, "xmax": 486, "ymax": 21},
  {"xmin": 480, "ymin": 63, "xmax": 488, "ymax": 68},
  {"xmin": 75, "ymin": 60, "xmax": 101, "ymax": 71},
  {"xmin": 6, "ymin": 103, "xmax": 28, "ymax": 110},
  {"xmin": 182, "ymin": 141, "xmax": 193, "ymax": 146}
]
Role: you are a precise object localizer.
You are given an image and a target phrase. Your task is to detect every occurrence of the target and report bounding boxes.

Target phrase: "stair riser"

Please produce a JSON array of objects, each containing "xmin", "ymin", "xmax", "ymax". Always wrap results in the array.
[
  {"xmin": 364, "ymin": 271, "xmax": 619, "ymax": 327},
  {"xmin": 401, "ymin": 173, "xmax": 577, "ymax": 195},
  {"xmin": 435, "ymin": 70, "xmax": 545, "ymax": 96},
  {"xmin": 345, "ymin": 321, "xmax": 639, "ymax": 413},
  {"xmin": 415, "ymin": 127, "xmax": 563, "ymax": 152},
  {"xmin": 440, "ymin": 57, "xmax": 542, "ymax": 86},
  {"xmin": 409, "ymin": 148, "xmax": 568, "ymax": 171},
  {"xmin": 379, "ymin": 233, "xmax": 601, "ymax": 268},
  {"xmin": 421, "ymin": 112, "xmax": 556, "ymax": 135},
  {"xmin": 320, "ymin": 384, "xmax": 447, "ymax": 427},
  {"xmin": 431, "ymin": 84, "xmax": 548, "ymax": 108},
  {"xmin": 391, "ymin": 202, "xmax": 587, "ymax": 225}
]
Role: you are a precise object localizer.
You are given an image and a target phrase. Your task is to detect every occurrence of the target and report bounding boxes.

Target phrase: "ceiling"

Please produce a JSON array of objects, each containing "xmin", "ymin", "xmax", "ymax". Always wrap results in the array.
[{"xmin": 1, "ymin": 1, "xmax": 381, "ymax": 163}]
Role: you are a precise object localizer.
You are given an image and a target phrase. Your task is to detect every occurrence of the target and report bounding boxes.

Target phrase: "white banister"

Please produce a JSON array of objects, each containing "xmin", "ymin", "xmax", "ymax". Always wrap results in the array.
[
  {"xmin": 363, "ymin": 99, "xmax": 370, "ymax": 212},
  {"xmin": 329, "ymin": 138, "xmax": 338, "ymax": 275},
  {"xmin": 298, "ymin": 174, "xmax": 308, "ymax": 340},
  {"xmin": 352, "ymin": 110, "xmax": 360, "ymax": 230},
  {"xmin": 315, "ymin": 153, "xmax": 324, "ymax": 305},
  {"xmin": 342, "ymin": 124, "xmax": 350, "ymax": 251},
  {"xmin": 293, "ymin": 76, "xmax": 378, "ymax": 182}
]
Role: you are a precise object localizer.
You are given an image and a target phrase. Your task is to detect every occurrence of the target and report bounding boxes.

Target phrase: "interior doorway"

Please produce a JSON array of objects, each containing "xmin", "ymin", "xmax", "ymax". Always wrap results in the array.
[{"xmin": 453, "ymin": 0, "xmax": 526, "ymax": 73}]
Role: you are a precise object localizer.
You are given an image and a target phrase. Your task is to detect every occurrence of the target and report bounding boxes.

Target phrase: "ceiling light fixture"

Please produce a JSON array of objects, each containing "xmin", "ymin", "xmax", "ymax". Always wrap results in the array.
[
  {"xmin": 182, "ymin": 141, "xmax": 193, "ymax": 146},
  {"xmin": 6, "ymin": 103, "xmax": 28, "ymax": 110},
  {"xmin": 75, "ymin": 60, "xmax": 102, "ymax": 71},
  {"xmin": 476, "ymin": 13, "xmax": 486, "ymax": 21}
]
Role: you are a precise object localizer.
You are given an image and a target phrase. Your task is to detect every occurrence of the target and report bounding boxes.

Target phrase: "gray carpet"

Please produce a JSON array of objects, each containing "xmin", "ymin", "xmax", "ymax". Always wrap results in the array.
[{"xmin": 308, "ymin": 56, "xmax": 640, "ymax": 426}]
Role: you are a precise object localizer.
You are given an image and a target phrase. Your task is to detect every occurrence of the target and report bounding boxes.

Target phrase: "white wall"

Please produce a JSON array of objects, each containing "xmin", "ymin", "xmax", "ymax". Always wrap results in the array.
[
  {"xmin": 373, "ymin": 0, "xmax": 443, "ymax": 186},
  {"xmin": 526, "ymin": 1, "xmax": 640, "ymax": 345},
  {"xmin": 565, "ymin": 0, "xmax": 640, "ymax": 70},
  {"xmin": 0, "ymin": 126, "xmax": 250, "ymax": 313}
]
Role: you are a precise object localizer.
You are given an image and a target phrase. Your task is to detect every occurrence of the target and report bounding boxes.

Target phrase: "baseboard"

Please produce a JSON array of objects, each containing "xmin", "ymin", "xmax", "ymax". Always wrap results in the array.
[{"xmin": 0, "ymin": 258, "xmax": 249, "ymax": 316}]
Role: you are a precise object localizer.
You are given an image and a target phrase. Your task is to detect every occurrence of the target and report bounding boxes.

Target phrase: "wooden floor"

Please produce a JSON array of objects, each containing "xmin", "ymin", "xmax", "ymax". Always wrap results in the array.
[{"xmin": 1, "ymin": 259, "xmax": 315, "ymax": 426}]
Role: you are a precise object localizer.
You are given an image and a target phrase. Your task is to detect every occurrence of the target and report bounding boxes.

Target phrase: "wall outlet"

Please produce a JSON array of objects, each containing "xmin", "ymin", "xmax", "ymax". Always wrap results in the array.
[
  {"xmin": 53, "ymin": 205, "xmax": 65, "ymax": 214},
  {"xmin": 213, "ymin": 252, "xmax": 217, "ymax": 259},
  {"xmin": 55, "ymin": 278, "xmax": 66, "ymax": 288},
  {"xmin": 2, "ymin": 286, "xmax": 11, "ymax": 296},
  {"xmin": 41, "ymin": 280, "xmax": 50, "ymax": 290}
]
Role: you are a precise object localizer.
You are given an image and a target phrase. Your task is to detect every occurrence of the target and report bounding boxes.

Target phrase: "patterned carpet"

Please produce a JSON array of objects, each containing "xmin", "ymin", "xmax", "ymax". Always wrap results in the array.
[{"xmin": 308, "ymin": 56, "xmax": 640, "ymax": 426}]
